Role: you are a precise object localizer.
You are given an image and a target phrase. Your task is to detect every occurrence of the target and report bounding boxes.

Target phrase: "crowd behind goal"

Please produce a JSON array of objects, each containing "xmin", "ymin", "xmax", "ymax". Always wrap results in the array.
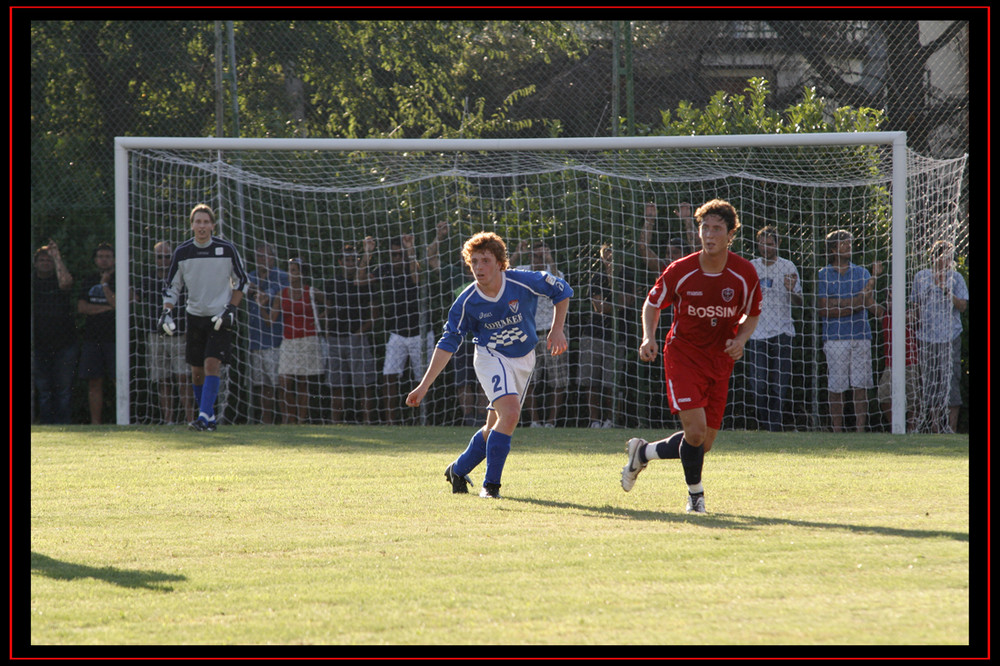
[{"xmin": 32, "ymin": 201, "xmax": 968, "ymax": 434}]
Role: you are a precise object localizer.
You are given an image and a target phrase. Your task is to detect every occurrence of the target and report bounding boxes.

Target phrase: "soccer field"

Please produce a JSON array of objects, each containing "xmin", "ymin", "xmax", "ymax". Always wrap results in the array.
[{"xmin": 26, "ymin": 425, "xmax": 972, "ymax": 650}]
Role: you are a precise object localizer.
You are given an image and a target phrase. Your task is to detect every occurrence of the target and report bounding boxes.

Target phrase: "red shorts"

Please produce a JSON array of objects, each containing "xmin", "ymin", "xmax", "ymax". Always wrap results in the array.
[{"xmin": 662, "ymin": 342, "xmax": 733, "ymax": 430}]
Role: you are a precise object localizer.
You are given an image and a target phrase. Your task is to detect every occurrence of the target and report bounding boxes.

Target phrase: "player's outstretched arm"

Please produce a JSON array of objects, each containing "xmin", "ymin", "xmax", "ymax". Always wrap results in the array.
[
  {"xmin": 405, "ymin": 347, "xmax": 454, "ymax": 407},
  {"xmin": 638, "ymin": 301, "xmax": 661, "ymax": 362},
  {"xmin": 547, "ymin": 298, "xmax": 570, "ymax": 355}
]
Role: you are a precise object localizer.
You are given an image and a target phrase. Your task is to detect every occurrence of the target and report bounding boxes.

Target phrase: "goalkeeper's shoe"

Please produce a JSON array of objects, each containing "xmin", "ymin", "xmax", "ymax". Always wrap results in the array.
[
  {"xmin": 444, "ymin": 464, "xmax": 472, "ymax": 494},
  {"xmin": 479, "ymin": 483, "xmax": 501, "ymax": 499},
  {"xmin": 686, "ymin": 492, "xmax": 707, "ymax": 514},
  {"xmin": 621, "ymin": 437, "xmax": 648, "ymax": 492},
  {"xmin": 188, "ymin": 417, "xmax": 217, "ymax": 432}
]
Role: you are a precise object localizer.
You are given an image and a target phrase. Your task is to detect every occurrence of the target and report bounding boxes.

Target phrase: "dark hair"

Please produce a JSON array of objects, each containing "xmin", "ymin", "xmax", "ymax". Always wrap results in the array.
[
  {"xmin": 289, "ymin": 257, "xmax": 310, "ymax": 277},
  {"xmin": 825, "ymin": 229, "xmax": 853, "ymax": 256},
  {"xmin": 93, "ymin": 241, "xmax": 114, "ymax": 259},
  {"xmin": 756, "ymin": 226, "xmax": 779, "ymax": 243},
  {"xmin": 694, "ymin": 198, "xmax": 740, "ymax": 233}
]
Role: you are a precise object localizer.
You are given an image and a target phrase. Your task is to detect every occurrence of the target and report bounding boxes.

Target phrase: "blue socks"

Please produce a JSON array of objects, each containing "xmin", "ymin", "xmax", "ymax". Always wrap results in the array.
[
  {"xmin": 453, "ymin": 428, "xmax": 513, "ymax": 486},
  {"xmin": 453, "ymin": 429, "xmax": 488, "ymax": 477},
  {"xmin": 197, "ymin": 375, "xmax": 220, "ymax": 423},
  {"xmin": 483, "ymin": 430, "xmax": 512, "ymax": 486}
]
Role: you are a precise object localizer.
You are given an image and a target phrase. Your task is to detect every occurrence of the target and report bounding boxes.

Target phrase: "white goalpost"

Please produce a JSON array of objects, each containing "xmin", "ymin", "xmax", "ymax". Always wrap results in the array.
[{"xmin": 114, "ymin": 134, "xmax": 968, "ymax": 434}]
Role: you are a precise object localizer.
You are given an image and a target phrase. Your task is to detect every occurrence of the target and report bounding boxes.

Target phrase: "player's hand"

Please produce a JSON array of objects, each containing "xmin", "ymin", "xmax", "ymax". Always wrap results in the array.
[
  {"xmin": 157, "ymin": 308, "xmax": 176, "ymax": 336},
  {"xmin": 638, "ymin": 339, "xmax": 658, "ymax": 363},
  {"xmin": 547, "ymin": 329, "xmax": 568, "ymax": 356},
  {"xmin": 435, "ymin": 220, "xmax": 449, "ymax": 240},
  {"xmin": 405, "ymin": 386, "xmax": 427, "ymax": 408},
  {"xmin": 724, "ymin": 338, "xmax": 745, "ymax": 360},
  {"xmin": 643, "ymin": 202, "xmax": 657, "ymax": 224},
  {"xmin": 212, "ymin": 304, "xmax": 237, "ymax": 331}
]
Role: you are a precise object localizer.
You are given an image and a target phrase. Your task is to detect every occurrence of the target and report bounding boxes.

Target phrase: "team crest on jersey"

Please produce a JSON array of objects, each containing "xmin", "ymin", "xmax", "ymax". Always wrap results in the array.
[
  {"xmin": 508, "ymin": 299, "xmax": 519, "ymax": 313},
  {"xmin": 721, "ymin": 287, "xmax": 735, "ymax": 302}
]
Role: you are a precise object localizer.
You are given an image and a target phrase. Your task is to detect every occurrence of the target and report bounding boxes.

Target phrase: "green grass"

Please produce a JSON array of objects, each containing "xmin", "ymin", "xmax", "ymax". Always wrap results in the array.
[{"xmin": 28, "ymin": 425, "xmax": 970, "ymax": 647}]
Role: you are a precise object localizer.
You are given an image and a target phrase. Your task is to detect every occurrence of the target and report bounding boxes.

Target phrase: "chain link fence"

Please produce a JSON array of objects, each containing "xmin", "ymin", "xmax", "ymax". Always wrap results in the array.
[{"xmin": 29, "ymin": 18, "xmax": 974, "ymax": 427}]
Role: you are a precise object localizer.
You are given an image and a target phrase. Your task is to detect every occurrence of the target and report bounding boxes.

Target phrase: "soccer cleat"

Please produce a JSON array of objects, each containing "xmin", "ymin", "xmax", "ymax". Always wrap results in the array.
[
  {"xmin": 479, "ymin": 482, "xmax": 501, "ymax": 499},
  {"xmin": 621, "ymin": 437, "xmax": 647, "ymax": 492},
  {"xmin": 686, "ymin": 492, "xmax": 707, "ymax": 514},
  {"xmin": 188, "ymin": 418, "xmax": 217, "ymax": 432},
  {"xmin": 444, "ymin": 464, "xmax": 472, "ymax": 494}
]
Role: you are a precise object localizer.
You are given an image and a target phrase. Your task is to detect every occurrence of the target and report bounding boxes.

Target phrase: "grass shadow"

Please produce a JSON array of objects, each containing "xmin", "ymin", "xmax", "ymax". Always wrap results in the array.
[
  {"xmin": 503, "ymin": 496, "xmax": 969, "ymax": 542},
  {"xmin": 30, "ymin": 552, "xmax": 186, "ymax": 592}
]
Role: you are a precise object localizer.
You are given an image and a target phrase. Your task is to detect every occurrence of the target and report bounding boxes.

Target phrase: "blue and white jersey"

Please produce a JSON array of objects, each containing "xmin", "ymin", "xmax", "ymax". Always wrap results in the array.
[{"xmin": 437, "ymin": 269, "xmax": 573, "ymax": 358}]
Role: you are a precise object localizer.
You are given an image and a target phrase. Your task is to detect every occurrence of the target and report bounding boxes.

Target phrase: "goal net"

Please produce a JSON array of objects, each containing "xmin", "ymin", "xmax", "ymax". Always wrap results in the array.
[{"xmin": 114, "ymin": 135, "xmax": 967, "ymax": 434}]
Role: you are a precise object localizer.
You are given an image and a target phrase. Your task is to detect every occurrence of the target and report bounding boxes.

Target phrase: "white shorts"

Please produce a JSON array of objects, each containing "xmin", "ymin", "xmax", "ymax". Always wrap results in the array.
[
  {"xmin": 279, "ymin": 336, "xmax": 324, "ymax": 377},
  {"xmin": 473, "ymin": 345, "xmax": 535, "ymax": 408},
  {"xmin": 382, "ymin": 331, "xmax": 436, "ymax": 381},
  {"xmin": 147, "ymin": 334, "xmax": 188, "ymax": 382},
  {"xmin": 824, "ymin": 339, "xmax": 873, "ymax": 393},
  {"xmin": 248, "ymin": 346, "xmax": 281, "ymax": 386}
]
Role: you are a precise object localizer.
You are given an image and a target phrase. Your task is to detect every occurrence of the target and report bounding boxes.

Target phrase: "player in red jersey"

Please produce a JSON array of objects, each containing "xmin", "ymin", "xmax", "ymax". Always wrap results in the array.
[{"xmin": 621, "ymin": 199, "xmax": 762, "ymax": 513}]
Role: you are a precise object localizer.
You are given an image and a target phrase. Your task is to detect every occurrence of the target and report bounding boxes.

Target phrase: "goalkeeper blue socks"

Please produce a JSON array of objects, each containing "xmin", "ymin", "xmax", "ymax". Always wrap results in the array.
[
  {"xmin": 453, "ymin": 428, "xmax": 488, "ymax": 477},
  {"xmin": 483, "ymin": 430, "xmax": 512, "ymax": 486},
  {"xmin": 198, "ymin": 375, "xmax": 220, "ymax": 423}
]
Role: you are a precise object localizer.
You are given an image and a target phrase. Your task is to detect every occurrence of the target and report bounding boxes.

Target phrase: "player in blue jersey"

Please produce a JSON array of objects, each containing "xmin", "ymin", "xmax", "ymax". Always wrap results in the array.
[{"xmin": 406, "ymin": 231, "xmax": 573, "ymax": 498}]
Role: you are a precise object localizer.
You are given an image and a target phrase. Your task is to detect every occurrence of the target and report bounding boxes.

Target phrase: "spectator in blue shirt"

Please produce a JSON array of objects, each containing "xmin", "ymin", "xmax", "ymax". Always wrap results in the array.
[
  {"xmin": 816, "ymin": 230, "xmax": 879, "ymax": 432},
  {"xmin": 910, "ymin": 240, "xmax": 968, "ymax": 433},
  {"xmin": 245, "ymin": 243, "xmax": 289, "ymax": 424}
]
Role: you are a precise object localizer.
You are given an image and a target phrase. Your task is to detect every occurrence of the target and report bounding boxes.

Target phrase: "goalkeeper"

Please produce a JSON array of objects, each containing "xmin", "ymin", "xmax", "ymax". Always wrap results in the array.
[
  {"xmin": 160, "ymin": 204, "xmax": 249, "ymax": 431},
  {"xmin": 405, "ymin": 231, "xmax": 572, "ymax": 499}
]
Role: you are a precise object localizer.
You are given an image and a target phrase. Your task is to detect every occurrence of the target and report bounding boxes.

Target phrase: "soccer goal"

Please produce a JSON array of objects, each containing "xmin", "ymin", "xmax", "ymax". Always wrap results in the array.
[{"xmin": 114, "ymin": 134, "xmax": 967, "ymax": 433}]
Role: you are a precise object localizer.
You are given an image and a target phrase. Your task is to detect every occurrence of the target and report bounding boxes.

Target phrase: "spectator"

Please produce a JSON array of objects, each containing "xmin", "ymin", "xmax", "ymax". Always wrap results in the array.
[
  {"xmin": 246, "ymin": 243, "xmax": 289, "ymax": 424},
  {"xmin": 268, "ymin": 257, "xmax": 325, "ymax": 425},
  {"xmin": 638, "ymin": 201, "xmax": 698, "ymax": 274},
  {"xmin": 161, "ymin": 203, "xmax": 249, "ymax": 432},
  {"xmin": 77, "ymin": 241, "xmax": 117, "ymax": 424},
  {"xmin": 32, "ymin": 240, "xmax": 77, "ymax": 424},
  {"xmin": 580, "ymin": 242, "xmax": 635, "ymax": 428},
  {"xmin": 816, "ymin": 230, "xmax": 878, "ymax": 433},
  {"xmin": 876, "ymin": 295, "xmax": 919, "ymax": 433},
  {"xmin": 323, "ymin": 242, "xmax": 378, "ymax": 424},
  {"xmin": 141, "ymin": 241, "xmax": 195, "ymax": 424},
  {"xmin": 427, "ymin": 221, "xmax": 484, "ymax": 426},
  {"xmin": 746, "ymin": 226, "xmax": 803, "ymax": 432},
  {"xmin": 910, "ymin": 240, "xmax": 968, "ymax": 433},
  {"xmin": 371, "ymin": 234, "xmax": 435, "ymax": 425},
  {"xmin": 511, "ymin": 239, "xmax": 570, "ymax": 428}
]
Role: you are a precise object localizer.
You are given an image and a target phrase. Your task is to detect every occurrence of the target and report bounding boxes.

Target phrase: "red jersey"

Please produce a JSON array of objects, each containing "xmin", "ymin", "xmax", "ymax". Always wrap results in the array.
[
  {"xmin": 647, "ymin": 251, "xmax": 762, "ymax": 376},
  {"xmin": 280, "ymin": 285, "xmax": 319, "ymax": 340}
]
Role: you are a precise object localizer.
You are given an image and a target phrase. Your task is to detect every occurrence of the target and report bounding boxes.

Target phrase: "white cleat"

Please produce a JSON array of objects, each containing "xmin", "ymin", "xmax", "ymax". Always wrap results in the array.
[
  {"xmin": 621, "ymin": 437, "xmax": 647, "ymax": 492},
  {"xmin": 686, "ymin": 492, "xmax": 707, "ymax": 514}
]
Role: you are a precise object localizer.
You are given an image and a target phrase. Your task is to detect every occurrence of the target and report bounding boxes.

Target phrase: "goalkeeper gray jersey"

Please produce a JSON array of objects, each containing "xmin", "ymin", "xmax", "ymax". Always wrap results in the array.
[{"xmin": 163, "ymin": 237, "xmax": 248, "ymax": 317}]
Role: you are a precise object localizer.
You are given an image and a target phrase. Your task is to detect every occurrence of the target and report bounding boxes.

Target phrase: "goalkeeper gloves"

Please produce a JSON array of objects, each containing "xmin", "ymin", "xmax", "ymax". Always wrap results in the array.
[
  {"xmin": 212, "ymin": 303, "xmax": 238, "ymax": 331},
  {"xmin": 157, "ymin": 308, "xmax": 177, "ymax": 336}
]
